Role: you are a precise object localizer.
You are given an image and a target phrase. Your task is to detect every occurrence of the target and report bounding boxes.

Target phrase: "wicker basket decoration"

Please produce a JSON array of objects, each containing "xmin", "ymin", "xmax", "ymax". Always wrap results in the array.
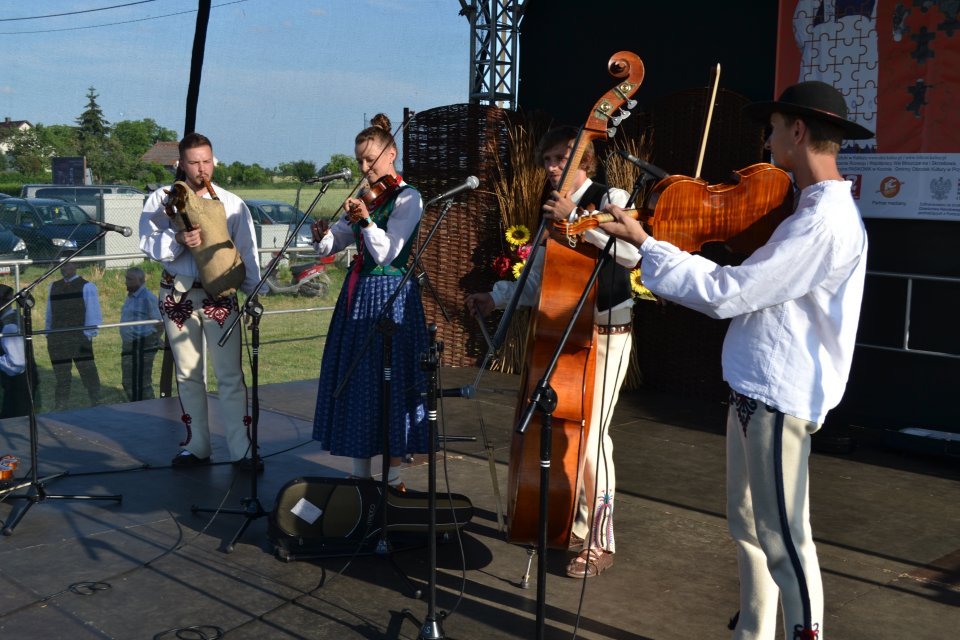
[{"xmin": 403, "ymin": 104, "xmax": 519, "ymax": 367}]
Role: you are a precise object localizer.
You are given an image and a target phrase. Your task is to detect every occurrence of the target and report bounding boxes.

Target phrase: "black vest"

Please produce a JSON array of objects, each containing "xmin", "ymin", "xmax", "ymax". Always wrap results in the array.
[
  {"xmin": 580, "ymin": 182, "xmax": 631, "ymax": 313},
  {"xmin": 49, "ymin": 277, "xmax": 87, "ymax": 330}
]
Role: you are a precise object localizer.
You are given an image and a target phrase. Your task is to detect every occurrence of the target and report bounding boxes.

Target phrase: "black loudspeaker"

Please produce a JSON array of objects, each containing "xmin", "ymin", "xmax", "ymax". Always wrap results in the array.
[{"xmin": 268, "ymin": 476, "xmax": 473, "ymax": 561}]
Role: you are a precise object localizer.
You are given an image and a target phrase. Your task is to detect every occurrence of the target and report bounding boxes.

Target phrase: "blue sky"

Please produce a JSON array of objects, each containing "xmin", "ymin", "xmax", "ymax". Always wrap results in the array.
[{"xmin": 0, "ymin": 0, "xmax": 470, "ymax": 168}]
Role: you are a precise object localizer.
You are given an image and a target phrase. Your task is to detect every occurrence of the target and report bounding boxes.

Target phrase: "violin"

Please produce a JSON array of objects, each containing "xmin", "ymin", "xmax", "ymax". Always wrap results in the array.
[
  {"xmin": 311, "ymin": 174, "xmax": 403, "ymax": 241},
  {"xmin": 350, "ymin": 174, "xmax": 401, "ymax": 218},
  {"xmin": 344, "ymin": 174, "xmax": 402, "ymax": 224},
  {"xmin": 554, "ymin": 62, "xmax": 794, "ymax": 259},
  {"xmin": 555, "ymin": 163, "xmax": 794, "ymax": 257}
]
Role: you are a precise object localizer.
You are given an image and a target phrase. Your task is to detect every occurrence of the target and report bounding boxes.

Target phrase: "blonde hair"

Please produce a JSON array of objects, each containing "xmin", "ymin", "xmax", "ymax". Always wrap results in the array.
[{"xmin": 355, "ymin": 113, "xmax": 396, "ymax": 151}]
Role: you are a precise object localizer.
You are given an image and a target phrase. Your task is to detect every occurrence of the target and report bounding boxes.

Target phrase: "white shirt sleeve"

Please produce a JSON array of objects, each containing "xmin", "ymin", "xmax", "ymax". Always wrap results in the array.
[
  {"xmin": 361, "ymin": 188, "xmax": 424, "ymax": 266},
  {"xmin": 490, "ymin": 245, "xmax": 544, "ymax": 310},
  {"xmin": 139, "ymin": 187, "xmax": 184, "ymax": 263},
  {"xmin": 83, "ymin": 282, "xmax": 102, "ymax": 339},
  {"xmin": 0, "ymin": 321, "xmax": 25, "ymax": 376}
]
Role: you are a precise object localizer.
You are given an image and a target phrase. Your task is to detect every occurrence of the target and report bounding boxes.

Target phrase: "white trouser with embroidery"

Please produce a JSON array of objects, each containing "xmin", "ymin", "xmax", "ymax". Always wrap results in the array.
[
  {"xmin": 162, "ymin": 286, "xmax": 251, "ymax": 461},
  {"xmin": 726, "ymin": 393, "xmax": 824, "ymax": 639},
  {"xmin": 572, "ymin": 329, "xmax": 632, "ymax": 554}
]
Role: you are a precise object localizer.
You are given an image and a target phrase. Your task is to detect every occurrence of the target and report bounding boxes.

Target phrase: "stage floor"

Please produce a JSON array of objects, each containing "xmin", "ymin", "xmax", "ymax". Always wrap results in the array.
[{"xmin": 0, "ymin": 368, "xmax": 957, "ymax": 639}]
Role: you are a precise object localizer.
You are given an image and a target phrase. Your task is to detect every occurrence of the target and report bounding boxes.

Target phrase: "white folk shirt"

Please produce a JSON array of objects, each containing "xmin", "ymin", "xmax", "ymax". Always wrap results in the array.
[
  {"xmin": 139, "ymin": 183, "xmax": 261, "ymax": 295},
  {"xmin": 638, "ymin": 180, "xmax": 868, "ymax": 423},
  {"xmin": 490, "ymin": 179, "xmax": 640, "ymax": 325}
]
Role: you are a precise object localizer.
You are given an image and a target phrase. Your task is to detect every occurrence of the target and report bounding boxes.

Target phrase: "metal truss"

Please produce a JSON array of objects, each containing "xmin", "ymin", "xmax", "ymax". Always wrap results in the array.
[{"xmin": 458, "ymin": 0, "xmax": 528, "ymax": 110}]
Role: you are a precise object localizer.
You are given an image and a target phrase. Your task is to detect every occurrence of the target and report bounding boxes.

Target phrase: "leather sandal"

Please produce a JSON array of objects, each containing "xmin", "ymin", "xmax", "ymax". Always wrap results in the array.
[
  {"xmin": 565, "ymin": 548, "xmax": 613, "ymax": 578},
  {"xmin": 568, "ymin": 532, "xmax": 585, "ymax": 549}
]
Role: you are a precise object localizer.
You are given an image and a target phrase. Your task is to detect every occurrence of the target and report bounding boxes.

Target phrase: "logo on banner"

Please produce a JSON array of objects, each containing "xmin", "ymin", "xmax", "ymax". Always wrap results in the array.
[
  {"xmin": 845, "ymin": 174, "xmax": 863, "ymax": 199},
  {"xmin": 878, "ymin": 176, "xmax": 903, "ymax": 198}
]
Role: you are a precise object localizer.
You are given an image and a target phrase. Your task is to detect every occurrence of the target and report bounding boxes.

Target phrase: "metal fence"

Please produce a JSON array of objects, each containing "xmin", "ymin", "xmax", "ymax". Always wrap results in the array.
[{"xmin": 0, "ymin": 249, "xmax": 337, "ymax": 415}]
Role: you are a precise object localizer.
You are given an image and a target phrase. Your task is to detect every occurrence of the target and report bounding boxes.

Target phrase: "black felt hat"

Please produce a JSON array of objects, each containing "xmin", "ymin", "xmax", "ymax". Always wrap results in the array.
[{"xmin": 743, "ymin": 81, "xmax": 874, "ymax": 140}]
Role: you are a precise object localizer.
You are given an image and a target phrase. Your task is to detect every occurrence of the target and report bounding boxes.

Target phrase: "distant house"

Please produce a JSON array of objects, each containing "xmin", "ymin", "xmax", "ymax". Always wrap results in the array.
[
  {"xmin": 140, "ymin": 141, "xmax": 180, "ymax": 173},
  {"xmin": 0, "ymin": 117, "xmax": 33, "ymax": 154}
]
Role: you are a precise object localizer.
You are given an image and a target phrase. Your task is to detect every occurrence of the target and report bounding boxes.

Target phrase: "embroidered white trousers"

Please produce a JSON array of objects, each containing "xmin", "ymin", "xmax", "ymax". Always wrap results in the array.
[
  {"xmin": 162, "ymin": 287, "xmax": 251, "ymax": 461},
  {"xmin": 726, "ymin": 394, "xmax": 824, "ymax": 639},
  {"xmin": 571, "ymin": 330, "xmax": 632, "ymax": 554}
]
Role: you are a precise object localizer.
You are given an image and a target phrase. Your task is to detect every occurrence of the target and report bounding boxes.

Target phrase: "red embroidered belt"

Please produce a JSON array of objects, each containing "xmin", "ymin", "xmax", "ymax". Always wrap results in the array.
[{"xmin": 596, "ymin": 322, "xmax": 632, "ymax": 335}]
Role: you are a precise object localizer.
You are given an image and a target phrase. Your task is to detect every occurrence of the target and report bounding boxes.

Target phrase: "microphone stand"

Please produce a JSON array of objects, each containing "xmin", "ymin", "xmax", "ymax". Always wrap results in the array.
[
  {"xmin": 190, "ymin": 181, "xmax": 334, "ymax": 552},
  {"xmin": 0, "ymin": 233, "xmax": 123, "ymax": 535},
  {"xmin": 388, "ymin": 324, "xmax": 445, "ymax": 640},
  {"xmin": 517, "ymin": 236, "xmax": 617, "ymax": 640}
]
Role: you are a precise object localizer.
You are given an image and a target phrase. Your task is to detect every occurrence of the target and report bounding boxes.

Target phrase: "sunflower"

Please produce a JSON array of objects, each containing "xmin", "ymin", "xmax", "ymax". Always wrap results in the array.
[
  {"xmin": 505, "ymin": 224, "xmax": 531, "ymax": 247},
  {"xmin": 630, "ymin": 268, "xmax": 654, "ymax": 300},
  {"xmin": 511, "ymin": 260, "xmax": 526, "ymax": 280}
]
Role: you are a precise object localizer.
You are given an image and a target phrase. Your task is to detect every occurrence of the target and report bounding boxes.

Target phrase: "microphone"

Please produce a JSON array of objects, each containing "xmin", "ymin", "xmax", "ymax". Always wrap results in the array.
[
  {"xmin": 305, "ymin": 168, "xmax": 352, "ymax": 184},
  {"xmin": 90, "ymin": 220, "xmax": 133, "ymax": 237},
  {"xmin": 430, "ymin": 176, "xmax": 479, "ymax": 203},
  {"xmin": 439, "ymin": 385, "xmax": 476, "ymax": 399},
  {"xmin": 617, "ymin": 150, "xmax": 669, "ymax": 180}
]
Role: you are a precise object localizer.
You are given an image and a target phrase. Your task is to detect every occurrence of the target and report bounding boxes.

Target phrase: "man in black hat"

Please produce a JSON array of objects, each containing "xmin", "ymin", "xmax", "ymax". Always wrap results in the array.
[{"xmin": 598, "ymin": 81, "xmax": 872, "ymax": 639}]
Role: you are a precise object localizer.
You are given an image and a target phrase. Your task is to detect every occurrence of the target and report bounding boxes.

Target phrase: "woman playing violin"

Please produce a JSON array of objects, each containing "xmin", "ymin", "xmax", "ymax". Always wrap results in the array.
[
  {"xmin": 466, "ymin": 126, "xmax": 641, "ymax": 579},
  {"xmin": 311, "ymin": 113, "xmax": 429, "ymax": 491}
]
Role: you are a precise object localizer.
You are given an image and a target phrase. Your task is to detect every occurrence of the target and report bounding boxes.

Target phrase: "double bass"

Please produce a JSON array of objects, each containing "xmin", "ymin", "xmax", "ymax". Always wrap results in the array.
[{"xmin": 506, "ymin": 51, "xmax": 645, "ymax": 548}]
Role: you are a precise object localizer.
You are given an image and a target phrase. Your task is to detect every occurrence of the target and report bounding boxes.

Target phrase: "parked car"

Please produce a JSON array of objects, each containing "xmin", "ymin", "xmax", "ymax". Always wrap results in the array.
[
  {"xmin": 245, "ymin": 199, "xmax": 309, "ymax": 226},
  {"xmin": 19, "ymin": 184, "xmax": 146, "ymax": 217},
  {"xmin": 0, "ymin": 198, "xmax": 102, "ymax": 260},
  {"xmin": 244, "ymin": 199, "xmax": 313, "ymax": 249},
  {"xmin": 0, "ymin": 222, "xmax": 29, "ymax": 273}
]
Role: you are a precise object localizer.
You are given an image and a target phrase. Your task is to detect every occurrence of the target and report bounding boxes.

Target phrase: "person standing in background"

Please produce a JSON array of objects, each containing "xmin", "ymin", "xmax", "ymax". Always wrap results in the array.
[
  {"xmin": 0, "ymin": 284, "xmax": 38, "ymax": 418},
  {"xmin": 45, "ymin": 262, "xmax": 101, "ymax": 410},
  {"xmin": 120, "ymin": 267, "xmax": 162, "ymax": 401}
]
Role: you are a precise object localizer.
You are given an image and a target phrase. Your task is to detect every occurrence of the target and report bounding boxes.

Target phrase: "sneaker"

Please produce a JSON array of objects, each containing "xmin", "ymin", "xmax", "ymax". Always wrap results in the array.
[
  {"xmin": 232, "ymin": 457, "xmax": 264, "ymax": 473},
  {"xmin": 171, "ymin": 450, "xmax": 211, "ymax": 467}
]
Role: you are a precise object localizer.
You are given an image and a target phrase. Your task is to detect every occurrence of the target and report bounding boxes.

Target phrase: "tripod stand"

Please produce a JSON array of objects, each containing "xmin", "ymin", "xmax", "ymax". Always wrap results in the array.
[
  {"xmin": 1, "ymin": 237, "xmax": 123, "ymax": 535},
  {"xmin": 191, "ymin": 181, "xmax": 336, "ymax": 552},
  {"xmin": 385, "ymin": 323, "xmax": 451, "ymax": 639}
]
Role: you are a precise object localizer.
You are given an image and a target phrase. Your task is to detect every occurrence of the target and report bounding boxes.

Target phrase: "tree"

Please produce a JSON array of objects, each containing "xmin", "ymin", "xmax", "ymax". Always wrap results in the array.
[
  {"xmin": 75, "ymin": 86, "xmax": 113, "ymax": 181},
  {"xmin": 277, "ymin": 160, "xmax": 318, "ymax": 182},
  {"xmin": 321, "ymin": 153, "xmax": 359, "ymax": 184},
  {"xmin": 113, "ymin": 119, "xmax": 177, "ymax": 159},
  {"xmin": 6, "ymin": 128, "xmax": 55, "ymax": 176},
  {"xmin": 37, "ymin": 124, "xmax": 80, "ymax": 157},
  {"xmin": 76, "ymin": 87, "xmax": 110, "ymax": 142}
]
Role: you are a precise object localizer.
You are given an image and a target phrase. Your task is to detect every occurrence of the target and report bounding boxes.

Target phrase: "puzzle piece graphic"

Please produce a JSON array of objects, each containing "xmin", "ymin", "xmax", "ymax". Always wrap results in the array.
[
  {"xmin": 906, "ymin": 78, "xmax": 930, "ymax": 116},
  {"xmin": 793, "ymin": 0, "xmax": 878, "ymax": 148},
  {"xmin": 911, "ymin": 25, "xmax": 937, "ymax": 61}
]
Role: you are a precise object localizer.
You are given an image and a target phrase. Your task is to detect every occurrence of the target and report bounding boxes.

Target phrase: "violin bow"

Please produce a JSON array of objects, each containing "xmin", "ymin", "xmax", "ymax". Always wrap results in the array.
[{"xmin": 694, "ymin": 63, "xmax": 721, "ymax": 179}]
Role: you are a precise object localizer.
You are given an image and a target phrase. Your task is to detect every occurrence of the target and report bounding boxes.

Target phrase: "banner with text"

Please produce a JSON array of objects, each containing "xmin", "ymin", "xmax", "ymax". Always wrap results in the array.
[{"xmin": 776, "ymin": 0, "xmax": 960, "ymax": 220}]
